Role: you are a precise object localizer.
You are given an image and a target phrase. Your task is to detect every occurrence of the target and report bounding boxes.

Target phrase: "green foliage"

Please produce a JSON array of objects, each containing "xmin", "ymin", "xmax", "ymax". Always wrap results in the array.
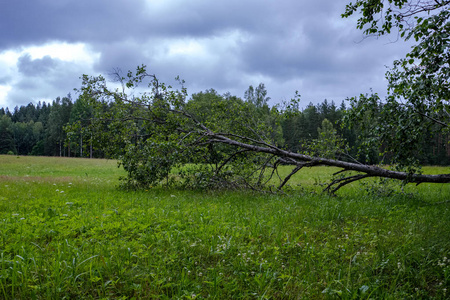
[
  {"xmin": 281, "ymin": 99, "xmax": 349, "ymax": 158},
  {"xmin": 342, "ymin": 0, "xmax": 447, "ymax": 37},
  {"xmin": 118, "ymin": 140, "xmax": 183, "ymax": 189},
  {"xmin": 0, "ymin": 115, "xmax": 15, "ymax": 154},
  {"xmin": 386, "ymin": 9, "xmax": 450, "ymax": 137},
  {"xmin": 66, "ymin": 94, "xmax": 95, "ymax": 157},
  {"xmin": 343, "ymin": 93, "xmax": 389, "ymax": 164},
  {"xmin": 244, "ymin": 83, "xmax": 271, "ymax": 108},
  {"xmin": 46, "ymin": 97, "xmax": 73, "ymax": 156},
  {"xmin": 66, "ymin": 68, "xmax": 189, "ymax": 188},
  {"xmin": 343, "ymin": 0, "xmax": 450, "ymax": 169},
  {"xmin": 156, "ymin": 93, "xmax": 254, "ymax": 188}
]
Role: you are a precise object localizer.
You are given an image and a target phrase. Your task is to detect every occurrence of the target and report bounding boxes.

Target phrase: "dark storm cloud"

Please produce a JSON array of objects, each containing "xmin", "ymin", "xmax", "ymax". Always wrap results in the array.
[
  {"xmin": 0, "ymin": 0, "xmax": 147, "ymax": 48},
  {"xmin": 0, "ymin": 0, "xmax": 415, "ymax": 108},
  {"xmin": 239, "ymin": 8, "xmax": 379, "ymax": 79},
  {"xmin": 1, "ymin": 0, "xmax": 266, "ymax": 47},
  {"xmin": 2, "ymin": 0, "xmax": 349, "ymax": 48},
  {"xmin": 93, "ymin": 40, "xmax": 148, "ymax": 73}
]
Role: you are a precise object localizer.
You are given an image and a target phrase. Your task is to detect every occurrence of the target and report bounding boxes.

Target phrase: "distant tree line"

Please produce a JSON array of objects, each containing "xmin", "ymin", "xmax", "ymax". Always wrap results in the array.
[
  {"xmin": 1, "ymin": 85, "xmax": 449, "ymax": 165},
  {"xmin": 0, "ymin": 95, "xmax": 98, "ymax": 158}
]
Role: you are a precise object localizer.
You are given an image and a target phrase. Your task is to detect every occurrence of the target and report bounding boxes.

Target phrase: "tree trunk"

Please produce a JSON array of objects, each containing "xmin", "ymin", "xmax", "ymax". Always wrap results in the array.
[{"xmin": 205, "ymin": 131, "xmax": 450, "ymax": 193}]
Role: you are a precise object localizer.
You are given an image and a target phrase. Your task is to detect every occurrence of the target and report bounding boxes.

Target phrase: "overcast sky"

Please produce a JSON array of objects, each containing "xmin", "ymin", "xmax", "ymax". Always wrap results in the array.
[{"xmin": 0, "ymin": 0, "xmax": 414, "ymax": 110}]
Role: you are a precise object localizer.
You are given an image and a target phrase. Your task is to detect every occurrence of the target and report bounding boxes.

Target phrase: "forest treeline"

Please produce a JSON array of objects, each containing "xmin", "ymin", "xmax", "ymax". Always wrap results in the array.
[{"xmin": 1, "ymin": 85, "xmax": 449, "ymax": 165}]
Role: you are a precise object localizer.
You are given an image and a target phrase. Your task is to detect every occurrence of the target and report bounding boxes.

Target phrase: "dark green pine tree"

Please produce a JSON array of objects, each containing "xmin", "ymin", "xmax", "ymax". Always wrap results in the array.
[{"xmin": 0, "ymin": 115, "xmax": 15, "ymax": 154}]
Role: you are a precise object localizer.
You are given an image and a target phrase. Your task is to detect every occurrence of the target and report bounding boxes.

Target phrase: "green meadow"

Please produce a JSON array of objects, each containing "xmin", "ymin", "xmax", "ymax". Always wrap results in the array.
[{"xmin": 0, "ymin": 155, "xmax": 449, "ymax": 299}]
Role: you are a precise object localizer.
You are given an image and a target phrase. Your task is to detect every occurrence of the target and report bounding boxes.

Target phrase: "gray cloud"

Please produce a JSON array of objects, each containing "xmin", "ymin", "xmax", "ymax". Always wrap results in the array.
[
  {"xmin": 1, "ymin": 0, "xmax": 147, "ymax": 48},
  {"xmin": 0, "ymin": 76, "xmax": 11, "ymax": 84},
  {"xmin": 0, "ymin": 0, "xmax": 415, "ymax": 109},
  {"xmin": 4, "ymin": 55, "xmax": 87, "ymax": 108},
  {"xmin": 17, "ymin": 54, "xmax": 56, "ymax": 76}
]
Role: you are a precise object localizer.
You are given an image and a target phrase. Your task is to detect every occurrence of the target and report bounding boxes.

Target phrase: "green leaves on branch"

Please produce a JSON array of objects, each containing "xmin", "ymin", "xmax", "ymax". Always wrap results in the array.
[
  {"xmin": 342, "ymin": 0, "xmax": 449, "ymax": 37},
  {"xmin": 342, "ymin": 0, "xmax": 449, "ymax": 173},
  {"xmin": 387, "ymin": 9, "xmax": 450, "ymax": 119}
]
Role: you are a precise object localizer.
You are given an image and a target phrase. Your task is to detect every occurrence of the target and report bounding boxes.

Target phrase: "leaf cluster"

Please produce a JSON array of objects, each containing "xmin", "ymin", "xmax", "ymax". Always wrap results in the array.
[{"xmin": 343, "ymin": 0, "xmax": 449, "ymax": 173}]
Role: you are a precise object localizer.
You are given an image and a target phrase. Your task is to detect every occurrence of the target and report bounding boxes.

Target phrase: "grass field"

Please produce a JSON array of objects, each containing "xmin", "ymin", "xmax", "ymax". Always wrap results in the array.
[{"xmin": 0, "ymin": 155, "xmax": 449, "ymax": 299}]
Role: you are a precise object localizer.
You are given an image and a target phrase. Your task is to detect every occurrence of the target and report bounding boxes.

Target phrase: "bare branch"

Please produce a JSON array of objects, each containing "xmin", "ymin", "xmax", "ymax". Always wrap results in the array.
[
  {"xmin": 325, "ymin": 174, "xmax": 373, "ymax": 194},
  {"xmin": 278, "ymin": 165, "xmax": 303, "ymax": 190},
  {"xmin": 215, "ymin": 149, "xmax": 252, "ymax": 175}
]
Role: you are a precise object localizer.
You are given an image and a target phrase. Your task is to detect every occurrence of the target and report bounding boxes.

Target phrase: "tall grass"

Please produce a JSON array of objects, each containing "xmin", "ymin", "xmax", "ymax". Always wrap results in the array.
[{"xmin": 0, "ymin": 155, "xmax": 449, "ymax": 299}]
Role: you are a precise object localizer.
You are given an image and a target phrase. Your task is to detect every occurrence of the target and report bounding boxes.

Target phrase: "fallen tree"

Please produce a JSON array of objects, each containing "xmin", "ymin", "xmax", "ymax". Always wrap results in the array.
[
  {"xmin": 195, "ymin": 130, "xmax": 450, "ymax": 193},
  {"xmin": 66, "ymin": 66, "xmax": 450, "ymax": 194}
]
